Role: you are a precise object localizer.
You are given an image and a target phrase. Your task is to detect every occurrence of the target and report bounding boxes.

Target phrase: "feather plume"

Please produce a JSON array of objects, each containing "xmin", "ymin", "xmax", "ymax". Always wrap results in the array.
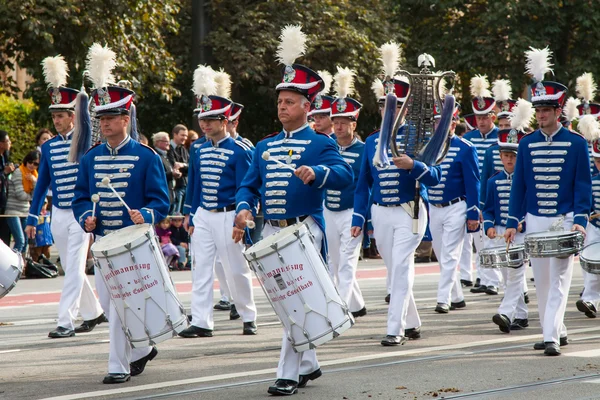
[
  {"xmin": 214, "ymin": 69, "xmax": 232, "ymax": 98},
  {"xmin": 470, "ymin": 75, "xmax": 491, "ymax": 98},
  {"xmin": 317, "ymin": 70, "xmax": 333, "ymax": 95},
  {"xmin": 333, "ymin": 66, "xmax": 355, "ymax": 98},
  {"xmin": 379, "ymin": 41, "xmax": 401, "ymax": 78},
  {"xmin": 68, "ymin": 91, "xmax": 91, "ymax": 163},
  {"xmin": 525, "ymin": 46, "xmax": 553, "ymax": 82},
  {"xmin": 276, "ymin": 25, "xmax": 306, "ymax": 66},
  {"xmin": 563, "ymin": 97, "xmax": 581, "ymax": 122},
  {"xmin": 492, "ymin": 79, "xmax": 512, "ymax": 102},
  {"xmin": 371, "ymin": 79, "xmax": 384, "ymax": 98},
  {"xmin": 435, "ymin": 72, "xmax": 448, "ymax": 98},
  {"xmin": 86, "ymin": 43, "xmax": 116, "ymax": 89},
  {"xmin": 509, "ymin": 98, "xmax": 535, "ymax": 132},
  {"xmin": 578, "ymin": 114, "xmax": 600, "ymax": 142},
  {"xmin": 192, "ymin": 65, "xmax": 217, "ymax": 97},
  {"xmin": 576, "ymin": 72, "xmax": 596, "ymax": 103},
  {"xmin": 41, "ymin": 55, "xmax": 69, "ymax": 89}
]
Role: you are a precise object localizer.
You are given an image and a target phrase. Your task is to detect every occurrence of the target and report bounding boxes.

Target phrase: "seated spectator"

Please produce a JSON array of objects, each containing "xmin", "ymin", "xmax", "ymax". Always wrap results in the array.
[
  {"xmin": 155, "ymin": 218, "xmax": 179, "ymax": 270},
  {"xmin": 169, "ymin": 213, "xmax": 190, "ymax": 270},
  {"xmin": 30, "ymin": 199, "xmax": 53, "ymax": 262}
]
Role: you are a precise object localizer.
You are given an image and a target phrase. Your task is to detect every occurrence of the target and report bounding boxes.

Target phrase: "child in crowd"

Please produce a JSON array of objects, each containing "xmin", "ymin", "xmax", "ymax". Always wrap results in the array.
[
  {"xmin": 169, "ymin": 213, "xmax": 190, "ymax": 270},
  {"xmin": 155, "ymin": 218, "xmax": 179, "ymax": 270},
  {"xmin": 29, "ymin": 199, "xmax": 53, "ymax": 262}
]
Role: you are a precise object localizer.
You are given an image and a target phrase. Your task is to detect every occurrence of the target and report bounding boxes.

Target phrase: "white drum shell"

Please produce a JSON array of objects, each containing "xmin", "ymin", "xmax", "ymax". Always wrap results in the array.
[
  {"xmin": 479, "ymin": 245, "xmax": 527, "ymax": 269},
  {"xmin": 0, "ymin": 240, "xmax": 23, "ymax": 299},
  {"xmin": 581, "ymin": 242, "xmax": 600, "ymax": 275},
  {"xmin": 524, "ymin": 230, "xmax": 584, "ymax": 258},
  {"xmin": 91, "ymin": 224, "xmax": 187, "ymax": 347},
  {"xmin": 244, "ymin": 222, "xmax": 353, "ymax": 352}
]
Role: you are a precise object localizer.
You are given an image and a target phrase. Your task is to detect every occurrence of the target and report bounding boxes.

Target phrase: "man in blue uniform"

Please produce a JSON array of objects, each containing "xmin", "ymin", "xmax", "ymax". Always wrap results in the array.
[
  {"xmin": 428, "ymin": 104, "xmax": 480, "ymax": 313},
  {"xmin": 25, "ymin": 55, "xmax": 105, "ymax": 339},
  {"xmin": 234, "ymin": 26, "xmax": 353, "ymax": 395},
  {"xmin": 308, "ymin": 70, "xmax": 335, "ymax": 138},
  {"xmin": 505, "ymin": 48, "xmax": 592, "ymax": 356},
  {"xmin": 72, "ymin": 83, "xmax": 170, "ymax": 383}
]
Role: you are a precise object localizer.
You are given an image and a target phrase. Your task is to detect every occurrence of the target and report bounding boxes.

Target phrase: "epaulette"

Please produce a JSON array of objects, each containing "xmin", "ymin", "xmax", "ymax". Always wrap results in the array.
[
  {"xmin": 259, "ymin": 132, "xmax": 280, "ymax": 142},
  {"xmin": 84, "ymin": 142, "xmax": 102, "ymax": 155},
  {"xmin": 458, "ymin": 136, "xmax": 474, "ymax": 147},
  {"xmin": 140, "ymin": 142, "xmax": 158, "ymax": 154},
  {"xmin": 233, "ymin": 139, "xmax": 251, "ymax": 152},
  {"xmin": 368, "ymin": 129, "xmax": 380, "ymax": 137},
  {"xmin": 569, "ymin": 129, "xmax": 585, "ymax": 138},
  {"xmin": 241, "ymin": 137, "xmax": 254, "ymax": 148}
]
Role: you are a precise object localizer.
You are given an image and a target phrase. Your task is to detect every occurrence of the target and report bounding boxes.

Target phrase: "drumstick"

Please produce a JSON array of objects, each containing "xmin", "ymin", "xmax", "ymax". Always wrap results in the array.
[
  {"xmin": 101, "ymin": 177, "xmax": 131, "ymax": 211},
  {"xmin": 591, "ymin": 213, "xmax": 600, "ymax": 221},
  {"xmin": 261, "ymin": 151, "xmax": 296, "ymax": 172},
  {"xmin": 91, "ymin": 194, "xmax": 100, "ymax": 218},
  {"xmin": 246, "ymin": 220, "xmax": 256, "ymax": 229}
]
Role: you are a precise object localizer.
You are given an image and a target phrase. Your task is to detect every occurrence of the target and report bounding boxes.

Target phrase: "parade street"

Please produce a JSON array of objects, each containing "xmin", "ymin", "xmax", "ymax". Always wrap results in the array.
[{"xmin": 2, "ymin": 259, "xmax": 600, "ymax": 400}]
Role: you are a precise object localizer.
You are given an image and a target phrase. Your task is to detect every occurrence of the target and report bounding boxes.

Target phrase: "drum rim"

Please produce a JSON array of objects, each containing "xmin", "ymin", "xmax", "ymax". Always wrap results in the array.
[
  {"xmin": 580, "ymin": 241, "xmax": 600, "ymax": 263},
  {"xmin": 91, "ymin": 223, "xmax": 154, "ymax": 257},
  {"xmin": 480, "ymin": 244, "xmax": 525, "ymax": 256},
  {"xmin": 524, "ymin": 230, "xmax": 582, "ymax": 240},
  {"xmin": 244, "ymin": 222, "xmax": 309, "ymax": 260}
]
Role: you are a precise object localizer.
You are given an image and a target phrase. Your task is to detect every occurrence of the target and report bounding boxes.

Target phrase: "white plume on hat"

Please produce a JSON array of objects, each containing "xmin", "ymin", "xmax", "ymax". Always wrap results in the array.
[
  {"xmin": 214, "ymin": 68, "xmax": 232, "ymax": 99},
  {"xmin": 379, "ymin": 41, "xmax": 401, "ymax": 79},
  {"xmin": 578, "ymin": 114, "xmax": 600, "ymax": 142},
  {"xmin": 492, "ymin": 79, "xmax": 512, "ymax": 102},
  {"xmin": 41, "ymin": 55, "xmax": 69, "ymax": 89},
  {"xmin": 525, "ymin": 46, "xmax": 553, "ymax": 83},
  {"xmin": 576, "ymin": 72, "xmax": 596, "ymax": 103},
  {"xmin": 333, "ymin": 66, "xmax": 355, "ymax": 99},
  {"xmin": 86, "ymin": 43, "xmax": 117, "ymax": 89},
  {"xmin": 276, "ymin": 25, "xmax": 306, "ymax": 66},
  {"xmin": 563, "ymin": 97, "xmax": 581, "ymax": 122},
  {"xmin": 192, "ymin": 65, "xmax": 217, "ymax": 98},
  {"xmin": 317, "ymin": 70, "xmax": 333, "ymax": 95},
  {"xmin": 509, "ymin": 98, "xmax": 535, "ymax": 131},
  {"xmin": 371, "ymin": 79, "xmax": 384, "ymax": 98},
  {"xmin": 470, "ymin": 75, "xmax": 491, "ymax": 98}
]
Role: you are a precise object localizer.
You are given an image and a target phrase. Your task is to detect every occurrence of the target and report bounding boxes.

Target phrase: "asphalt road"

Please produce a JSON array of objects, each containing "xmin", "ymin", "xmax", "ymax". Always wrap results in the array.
[{"xmin": 2, "ymin": 258, "xmax": 600, "ymax": 400}]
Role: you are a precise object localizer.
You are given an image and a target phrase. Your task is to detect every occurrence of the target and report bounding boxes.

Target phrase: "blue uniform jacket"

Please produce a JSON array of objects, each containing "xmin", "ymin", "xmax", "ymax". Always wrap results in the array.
[
  {"xmin": 189, "ymin": 134, "xmax": 254, "ymax": 227},
  {"xmin": 483, "ymin": 170, "xmax": 526, "ymax": 233},
  {"xmin": 27, "ymin": 131, "xmax": 79, "ymax": 225},
  {"xmin": 463, "ymin": 127, "xmax": 499, "ymax": 207},
  {"xmin": 72, "ymin": 136, "xmax": 170, "ymax": 237},
  {"xmin": 183, "ymin": 136, "xmax": 207, "ymax": 216},
  {"xmin": 426, "ymin": 135, "xmax": 481, "ymax": 221},
  {"xmin": 507, "ymin": 127, "xmax": 592, "ymax": 229},
  {"xmin": 479, "ymin": 143, "xmax": 503, "ymax": 205},
  {"xmin": 591, "ymin": 173, "xmax": 600, "ymax": 230},
  {"xmin": 352, "ymin": 128, "xmax": 442, "ymax": 228},
  {"xmin": 325, "ymin": 137, "xmax": 365, "ymax": 212}
]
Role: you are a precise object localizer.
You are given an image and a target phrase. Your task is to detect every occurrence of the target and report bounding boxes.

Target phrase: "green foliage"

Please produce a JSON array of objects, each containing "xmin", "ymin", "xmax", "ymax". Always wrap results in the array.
[{"xmin": 0, "ymin": 95, "xmax": 38, "ymax": 163}]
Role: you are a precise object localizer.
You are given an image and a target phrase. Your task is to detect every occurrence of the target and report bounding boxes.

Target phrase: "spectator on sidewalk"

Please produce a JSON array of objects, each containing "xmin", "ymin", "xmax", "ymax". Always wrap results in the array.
[
  {"xmin": 35, "ymin": 128, "xmax": 53, "ymax": 152},
  {"xmin": 152, "ymin": 132, "xmax": 177, "ymax": 206},
  {"xmin": 167, "ymin": 124, "xmax": 189, "ymax": 214},
  {"xmin": 169, "ymin": 213, "xmax": 189, "ymax": 270},
  {"xmin": 0, "ymin": 130, "xmax": 15, "ymax": 245},
  {"xmin": 30, "ymin": 199, "xmax": 53, "ymax": 262},
  {"xmin": 185, "ymin": 130, "xmax": 199, "ymax": 151}
]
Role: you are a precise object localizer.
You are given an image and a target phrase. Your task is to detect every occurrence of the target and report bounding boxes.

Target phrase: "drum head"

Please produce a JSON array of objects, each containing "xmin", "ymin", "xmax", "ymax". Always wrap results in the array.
[
  {"xmin": 91, "ymin": 223, "xmax": 153, "ymax": 256},
  {"xmin": 581, "ymin": 242, "xmax": 600, "ymax": 261},
  {"xmin": 245, "ymin": 222, "xmax": 308, "ymax": 259}
]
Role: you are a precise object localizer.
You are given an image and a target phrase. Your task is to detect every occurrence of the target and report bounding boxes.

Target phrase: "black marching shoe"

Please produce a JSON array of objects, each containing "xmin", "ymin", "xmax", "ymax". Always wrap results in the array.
[
  {"xmin": 435, "ymin": 303, "xmax": 449, "ymax": 314},
  {"xmin": 75, "ymin": 313, "xmax": 108, "ymax": 333},
  {"xmin": 523, "ymin": 292, "xmax": 530, "ymax": 304},
  {"xmin": 485, "ymin": 285, "xmax": 499, "ymax": 295},
  {"xmin": 405, "ymin": 327, "xmax": 421, "ymax": 340},
  {"xmin": 474, "ymin": 278, "xmax": 481, "ymax": 287},
  {"xmin": 178, "ymin": 325, "xmax": 213, "ymax": 338},
  {"xmin": 576, "ymin": 300, "xmax": 597, "ymax": 318},
  {"xmin": 130, "ymin": 346, "xmax": 158, "ymax": 376},
  {"xmin": 385, "ymin": 293, "xmax": 391, "ymax": 303},
  {"xmin": 544, "ymin": 342, "xmax": 561, "ymax": 356},
  {"xmin": 492, "ymin": 314, "xmax": 511, "ymax": 333},
  {"xmin": 214, "ymin": 300, "xmax": 232, "ymax": 311},
  {"xmin": 298, "ymin": 368, "xmax": 322, "ymax": 388},
  {"xmin": 381, "ymin": 335, "xmax": 407, "ymax": 346},
  {"xmin": 268, "ymin": 379, "xmax": 298, "ymax": 396},
  {"xmin": 533, "ymin": 336, "xmax": 568, "ymax": 350},
  {"xmin": 470, "ymin": 285, "xmax": 487, "ymax": 294},
  {"xmin": 510, "ymin": 318, "xmax": 529, "ymax": 330},
  {"xmin": 103, "ymin": 373, "xmax": 130, "ymax": 384},
  {"xmin": 230, "ymin": 304, "xmax": 240, "ymax": 320},
  {"xmin": 351, "ymin": 307, "xmax": 367, "ymax": 318},
  {"xmin": 243, "ymin": 321, "xmax": 258, "ymax": 335},
  {"xmin": 450, "ymin": 300, "xmax": 466, "ymax": 310},
  {"xmin": 48, "ymin": 326, "xmax": 75, "ymax": 338},
  {"xmin": 461, "ymin": 279, "xmax": 473, "ymax": 287}
]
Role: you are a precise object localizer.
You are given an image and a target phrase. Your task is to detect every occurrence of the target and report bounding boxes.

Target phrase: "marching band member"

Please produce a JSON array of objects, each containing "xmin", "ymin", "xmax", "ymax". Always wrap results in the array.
[
  {"xmin": 72, "ymin": 44, "xmax": 170, "ymax": 382},
  {"xmin": 428, "ymin": 102, "xmax": 480, "ymax": 313},
  {"xmin": 575, "ymin": 73, "xmax": 600, "ymax": 176},
  {"xmin": 309, "ymin": 70, "xmax": 335, "ymax": 138},
  {"xmin": 463, "ymin": 75, "xmax": 502, "ymax": 296},
  {"xmin": 483, "ymin": 99, "xmax": 535, "ymax": 333},
  {"xmin": 324, "ymin": 66, "xmax": 367, "ymax": 318},
  {"xmin": 25, "ymin": 55, "xmax": 105, "ymax": 339},
  {"xmin": 505, "ymin": 47, "xmax": 592, "ymax": 356},
  {"xmin": 179, "ymin": 65, "xmax": 258, "ymax": 338},
  {"xmin": 234, "ymin": 25, "xmax": 353, "ymax": 396}
]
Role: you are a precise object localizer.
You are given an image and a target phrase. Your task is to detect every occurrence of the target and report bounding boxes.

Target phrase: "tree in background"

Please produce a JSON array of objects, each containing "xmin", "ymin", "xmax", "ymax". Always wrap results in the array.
[{"xmin": 0, "ymin": 95, "xmax": 38, "ymax": 163}]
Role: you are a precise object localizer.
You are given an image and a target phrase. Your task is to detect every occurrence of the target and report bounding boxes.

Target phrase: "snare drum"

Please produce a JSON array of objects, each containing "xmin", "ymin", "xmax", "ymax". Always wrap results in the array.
[
  {"xmin": 91, "ymin": 224, "xmax": 188, "ymax": 347},
  {"xmin": 480, "ymin": 244, "xmax": 527, "ymax": 269},
  {"xmin": 524, "ymin": 230, "xmax": 584, "ymax": 258},
  {"xmin": 244, "ymin": 222, "xmax": 353, "ymax": 352},
  {"xmin": 0, "ymin": 239, "xmax": 23, "ymax": 299},
  {"xmin": 580, "ymin": 242, "xmax": 600, "ymax": 274}
]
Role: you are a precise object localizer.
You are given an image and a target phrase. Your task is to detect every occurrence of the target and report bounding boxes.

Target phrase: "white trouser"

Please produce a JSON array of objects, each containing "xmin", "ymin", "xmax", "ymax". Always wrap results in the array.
[
  {"xmin": 459, "ymin": 231, "xmax": 474, "ymax": 282},
  {"xmin": 526, "ymin": 213, "xmax": 573, "ymax": 343},
  {"xmin": 214, "ymin": 258, "xmax": 232, "ymax": 303},
  {"xmin": 582, "ymin": 224, "xmax": 600, "ymax": 308},
  {"xmin": 323, "ymin": 208, "xmax": 365, "ymax": 312},
  {"xmin": 472, "ymin": 231, "xmax": 502, "ymax": 287},
  {"xmin": 429, "ymin": 201, "xmax": 466, "ymax": 304},
  {"xmin": 95, "ymin": 273, "xmax": 152, "ymax": 374},
  {"xmin": 190, "ymin": 209, "xmax": 257, "ymax": 329},
  {"xmin": 263, "ymin": 218, "xmax": 321, "ymax": 381},
  {"xmin": 372, "ymin": 203, "xmax": 426, "ymax": 336},
  {"xmin": 51, "ymin": 207, "xmax": 103, "ymax": 329},
  {"xmin": 485, "ymin": 226, "xmax": 528, "ymax": 320}
]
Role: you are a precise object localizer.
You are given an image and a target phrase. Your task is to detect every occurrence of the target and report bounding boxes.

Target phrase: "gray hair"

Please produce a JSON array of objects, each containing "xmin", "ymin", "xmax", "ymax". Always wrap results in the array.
[{"xmin": 152, "ymin": 131, "xmax": 170, "ymax": 145}]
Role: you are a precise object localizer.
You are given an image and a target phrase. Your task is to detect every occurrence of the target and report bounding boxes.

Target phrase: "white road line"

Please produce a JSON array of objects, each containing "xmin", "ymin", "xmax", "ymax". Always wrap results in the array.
[
  {"xmin": 564, "ymin": 349, "xmax": 600, "ymax": 358},
  {"xmin": 0, "ymin": 349, "xmax": 21, "ymax": 354},
  {"xmin": 39, "ymin": 326, "xmax": 600, "ymax": 400}
]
